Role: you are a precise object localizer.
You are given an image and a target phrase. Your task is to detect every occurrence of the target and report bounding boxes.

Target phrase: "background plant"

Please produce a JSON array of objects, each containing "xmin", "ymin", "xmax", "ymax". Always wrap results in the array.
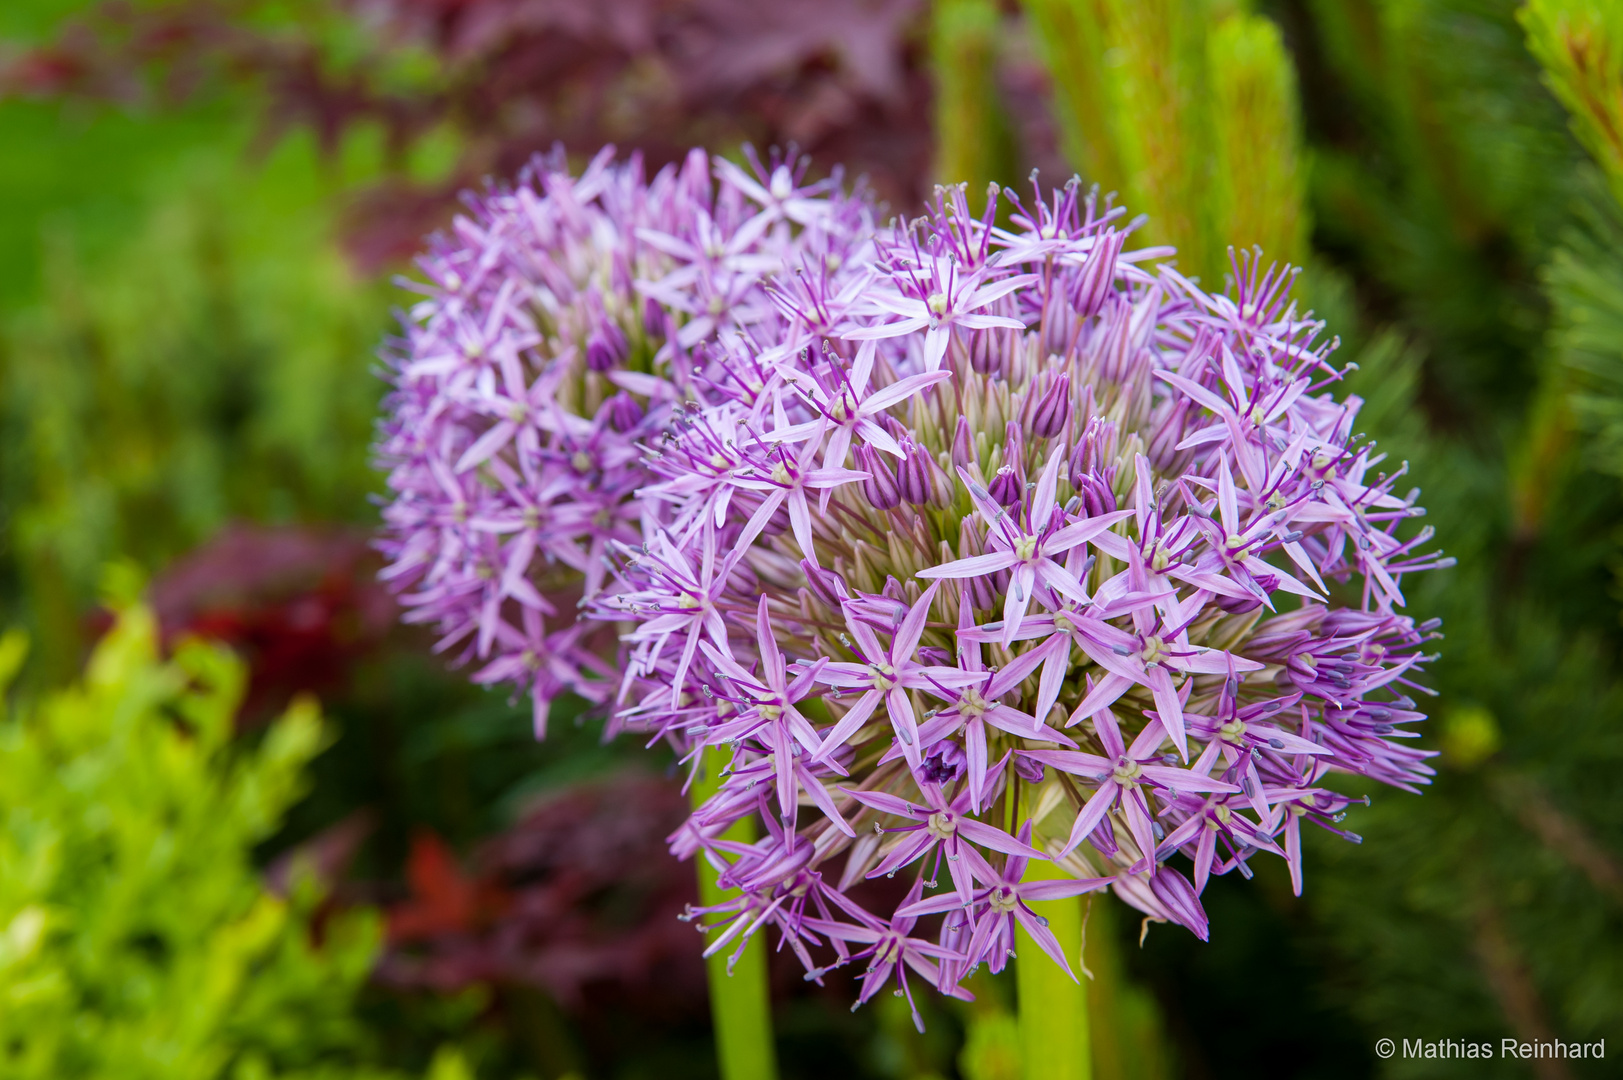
[{"xmin": 0, "ymin": 579, "xmax": 480, "ymax": 1079}]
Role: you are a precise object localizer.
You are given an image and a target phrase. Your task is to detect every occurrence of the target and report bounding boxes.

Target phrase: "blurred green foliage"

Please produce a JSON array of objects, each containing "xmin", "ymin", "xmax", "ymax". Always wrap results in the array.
[
  {"xmin": 1018, "ymin": 0, "xmax": 1306, "ymax": 279},
  {"xmin": 1207, "ymin": 10, "xmax": 1307, "ymax": 273},
  {"xmin": 0, "ymin": 589, "xmax": 454, "ymax": 1079},
  {"xmin": 1542, "ymin": 179, "xmax": 1623, "ymax": 481},
  {"xmin": 0, "ymin": 118, "xmax": 394, "ymax": 681},
  {"xmin": 1527, "ymin": 0, "xmax": 1623, "ymax": 489},
  {"xmin": 932, "ymin": 0, "xmax": 1018, "ymax": 193},
  {"xmin": 1522, "ymin": 0, "xmax": 1623, "ymax": 206}
]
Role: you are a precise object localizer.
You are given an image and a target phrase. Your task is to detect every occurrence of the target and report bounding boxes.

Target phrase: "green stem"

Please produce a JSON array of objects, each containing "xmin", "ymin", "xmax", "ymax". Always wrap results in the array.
[
  {"xmin": 1016, "ymin": 856, "xmax": 1093, "ymax": 1080},
  {"xmin": 691, "ymin": 748, "xmax": 779, "ymax": 1080},
  {"xmin": 931, "ymin": 0, "xmax": 1016, "ymax": 190}
]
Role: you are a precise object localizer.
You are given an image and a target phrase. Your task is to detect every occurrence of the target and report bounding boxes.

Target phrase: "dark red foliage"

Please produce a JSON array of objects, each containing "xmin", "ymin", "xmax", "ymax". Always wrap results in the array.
[
  {"xmin": 2, "ymin": 0, "xmax": 935, "ymax": 269},
  {"xmin": 147, "ymin": 523, "xmax": 397, "ymax": 726},
  {"xmin": 388, "ymin": 829, "xmax": 514, "ymax": 941},
  {"xmin": 372, "ymin": 768, "xmax": 947, "ymax": 1031},
  {"xmin": 376, "ymin": 771, "xmax": 708, "ymax": 1012}
]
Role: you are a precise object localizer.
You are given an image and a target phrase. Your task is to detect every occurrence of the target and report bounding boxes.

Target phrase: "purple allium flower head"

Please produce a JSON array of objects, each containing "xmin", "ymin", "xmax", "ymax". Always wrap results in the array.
[
  {"xmin": 380, "ymin": 154, "xmax": 1449, "ymax": 1031},
  {"xmin": 374, "ymin": 145, "xmax": 876, "ymax": 736},
  {"xmin": 593, "ymin": 176, "xmax": 1448, "ymax": 1028}
]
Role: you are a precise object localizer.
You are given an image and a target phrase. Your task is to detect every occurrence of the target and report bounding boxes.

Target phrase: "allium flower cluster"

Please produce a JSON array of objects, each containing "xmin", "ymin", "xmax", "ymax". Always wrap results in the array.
[
  {"xmin": 377, "ymin": 149, "xmax": 1449, "ymax": 1030},
  {"xmin": 375, "ymin": 147, "xmax": 875, "ymax": 734}
]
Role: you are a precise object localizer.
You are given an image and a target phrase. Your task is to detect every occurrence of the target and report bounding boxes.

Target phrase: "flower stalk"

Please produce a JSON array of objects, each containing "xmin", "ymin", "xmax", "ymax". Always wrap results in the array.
[
  {"xmin": 1017, "ymin": 856, "xmax": 1092, "ymax": 1080},
  {"xmin": 692, "ymin": 747, "xmax": 779, "ymax": 1080}
]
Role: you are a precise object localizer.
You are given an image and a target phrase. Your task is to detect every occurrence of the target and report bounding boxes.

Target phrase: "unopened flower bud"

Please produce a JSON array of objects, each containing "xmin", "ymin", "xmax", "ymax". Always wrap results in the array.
[
  {"xmin": 612, "ymin": 251, "xmax": 635, "ymax": 296},
  {"xmin": 898, "ymin": 442, "xmax": 933, "ymax": 506},
  {"xmin": 587, "ymin": 323, "xmax": 628, "ymax": 371},
  {"xmin": 969, "ymin": 326, "xmax": 1017, "ymax": 376},
  {"xmin": 1068, "ymin": 441, "xmax": 1089, "ymax": 490},
  {"xmin": 1216, "ymin": 593, "xmax": 1263, "ymax": 615},
  {"xmin": 1078, "ymin": 415, "xmax": 1115, "ymax": 472},
  {"xmin": 921, "ymin": 741, "xmax": 967, "ymax": 786},
  {"xmin": 801, "ymin": 560, "xmax": 850, "ymax": 608},
  {"xmin": 951, "ymin": 415, "xmax": 974, "ymax": 470},
  {"xmin": 1005, "ymin": 421, "xmax": 1024, "ymax": 456},
  {"xmin": 1075, "ymin": 470, "xmax": 1117, "ymax": 516},
  {"xmin": 643, "ymin": 296, "xmax": 666, "ymax": 338},
  {"xmin": 608, "ymin": 392, "xmax": 643, "ymax": 432},
  {"xmin": 988, "ymin": 466, "xmax": 1022, "ymax": 507},
  {"xmin": 855, "ymin": 443, "xmax": 901, "ymax": 509},
  {"xmin": 1031, "ymin": 373, "xmax": 1071, "ymax": 440},
  {"xmin": 1071, "ymin": 229, "xmax": 1124, "ymax": 319},
  {"xmin": 1088, "ymin": 814, "xmax": 1118, "ymax": 857},
  {"xmin": 1149, "ymin": 866, "xmax": 1209, "ymax": 941}
]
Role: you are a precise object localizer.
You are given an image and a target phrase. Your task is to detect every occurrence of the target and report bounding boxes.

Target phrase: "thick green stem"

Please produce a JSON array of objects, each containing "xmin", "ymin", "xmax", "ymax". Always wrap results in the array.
[
  {"xmin": 691, "ymin": 748, "xmax": 779, "ymax": 1080},
  {"xmin": 1016, "ymin": 856, "xmax": 1092, "ymax": 1080},
  {"xmin": 931, "ymin": 0, "xmax": 1016, "ymax": 190}
]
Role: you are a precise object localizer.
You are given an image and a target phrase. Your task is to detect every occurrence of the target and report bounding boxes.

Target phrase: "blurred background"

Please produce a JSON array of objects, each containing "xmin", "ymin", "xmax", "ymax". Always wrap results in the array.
[{"xmin": 0, "ymin": 0, "xmax": 1620, "ymax": 1077}]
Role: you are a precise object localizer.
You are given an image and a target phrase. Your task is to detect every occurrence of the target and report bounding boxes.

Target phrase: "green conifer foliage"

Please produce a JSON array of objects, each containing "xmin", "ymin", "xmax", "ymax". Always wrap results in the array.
[
  {"xmin": 1288, "ymin": 3, "xmax": 1623, "ymax": 1070},
  {"xmin": 1526, "ymin": 0, "xmax": 1623, "ymax": 481},
  {"xmin": 1522, "ymin": 0, "xmax": 1623, "ymax": 206}
]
